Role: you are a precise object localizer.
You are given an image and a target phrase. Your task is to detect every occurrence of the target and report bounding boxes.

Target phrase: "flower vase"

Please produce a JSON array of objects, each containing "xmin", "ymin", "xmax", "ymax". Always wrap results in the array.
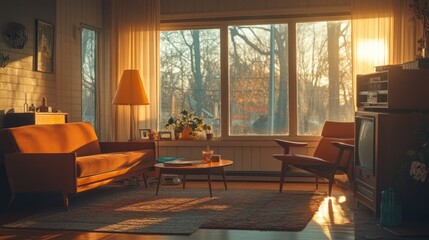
[
  {"xmin": 180, "ymin": 127, "xmax": 194, "ymax": 140},
  {"xmin": 174, "ymin": 131, "xmax": 180, "ymax": 140}
]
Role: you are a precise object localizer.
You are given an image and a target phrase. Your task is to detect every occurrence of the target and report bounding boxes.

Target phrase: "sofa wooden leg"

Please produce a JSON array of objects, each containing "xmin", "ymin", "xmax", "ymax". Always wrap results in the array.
[
  {"xmin": 62, "ymin": 193, "xmax": 69, "ymax": 211},
  {"xmin": 183, "ymin": 175, "xmax": 186, "ymax": 189},
  {"xmin": 142, "ymin": 174, "xmax": 148, "ymax": 188},
  {"xmin": 7, "ymin": 192, "xmax": 15, "ymax": 208}
]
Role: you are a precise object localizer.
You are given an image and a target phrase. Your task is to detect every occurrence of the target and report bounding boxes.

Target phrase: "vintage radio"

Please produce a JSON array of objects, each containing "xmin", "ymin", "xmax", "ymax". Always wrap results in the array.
[{"xmin": 356, "ymin": 69, "xmax": 429, "ymax": 111}]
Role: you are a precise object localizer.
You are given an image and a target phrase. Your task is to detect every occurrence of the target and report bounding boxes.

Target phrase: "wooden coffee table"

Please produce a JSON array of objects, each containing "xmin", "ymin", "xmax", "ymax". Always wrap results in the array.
[{"xmin": 154, "ymin": 159, "xmax": 233, "ymax": 198}]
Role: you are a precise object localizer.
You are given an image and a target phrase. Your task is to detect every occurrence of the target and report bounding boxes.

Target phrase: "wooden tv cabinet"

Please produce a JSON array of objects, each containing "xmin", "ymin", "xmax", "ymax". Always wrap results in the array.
[{"xmin": 355, "ymin": 68, "xmax": 429, "ymax": 218}]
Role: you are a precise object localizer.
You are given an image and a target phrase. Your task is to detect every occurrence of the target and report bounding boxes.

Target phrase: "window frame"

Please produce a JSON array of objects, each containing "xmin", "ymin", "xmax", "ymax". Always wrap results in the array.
[{"xmin": 160, "ymin": 15, "xmax": 352, "ymax": 142}]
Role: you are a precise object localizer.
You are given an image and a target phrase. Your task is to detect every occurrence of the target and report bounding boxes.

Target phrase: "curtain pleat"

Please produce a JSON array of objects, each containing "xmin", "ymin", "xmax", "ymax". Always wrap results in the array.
[
  {"xmin": 100, "ymin": 0, "xmax": 160, "ymax": 141},
  {"xmin": 351, "ymin": 0, "xmax": 416, "ymax": 75},
  {"xmin": 351, "ymin": 0, "xmax": 417, "ymax": 109}
]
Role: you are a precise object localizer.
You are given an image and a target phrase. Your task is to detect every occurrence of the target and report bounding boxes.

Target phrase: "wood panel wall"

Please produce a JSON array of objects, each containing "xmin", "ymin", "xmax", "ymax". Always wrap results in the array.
[
  {"xmin": 56, "ymin": 0, "xmax": 103, "ymax": 122},
  {"xmin": 0, "ymin": 0, "xmax": 56, "ymax": 126},
  {"xmin": 158, "ymin": 140, "xmax": 318, "ymax": 172},
  {"xmin": 161, "ymin": 0, "xmax": 351, "ymax": 21}
]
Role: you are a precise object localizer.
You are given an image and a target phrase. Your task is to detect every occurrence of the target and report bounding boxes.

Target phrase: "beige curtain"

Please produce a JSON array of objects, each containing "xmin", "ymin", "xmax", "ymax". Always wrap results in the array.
[
  {"xmin": 351, "ymin": 0, "xmax": 416, "ymax": 77},
  {"xmin": 100, "ymin": 0, "xmax": 160, "ymax": 141}
]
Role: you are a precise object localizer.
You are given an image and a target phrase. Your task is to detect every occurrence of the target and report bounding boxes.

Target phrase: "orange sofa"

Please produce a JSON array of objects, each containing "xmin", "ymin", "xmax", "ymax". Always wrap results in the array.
[{"xmin": 0, "ymin": 122, "xmax": 155, "ymax": 210}]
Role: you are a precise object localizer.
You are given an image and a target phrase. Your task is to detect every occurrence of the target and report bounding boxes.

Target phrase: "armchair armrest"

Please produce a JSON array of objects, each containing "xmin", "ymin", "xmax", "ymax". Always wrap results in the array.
[
  {"xmin": 275, "ymin": 139, "xmax": 308, "ymax": 154},
  {"xmin": 99, "ymin": 141, "xmax": 155, "ymax": 153},
  {"xmin": 331, "ymin": 141, "xmax": 354, "ymax": 151},
  {"xmin": 5, "ymin": 153, "xmax": 77, "ymax": 193},
  {"xmin": 331, "ymin": 141, "xmax": 355, "ymax": 175}
]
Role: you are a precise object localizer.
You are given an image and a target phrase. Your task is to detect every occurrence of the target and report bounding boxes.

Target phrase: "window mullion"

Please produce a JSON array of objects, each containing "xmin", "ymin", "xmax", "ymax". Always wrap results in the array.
[{"xmin": 220, "ymin": 25, "xmax": 229, "ymax": 140}]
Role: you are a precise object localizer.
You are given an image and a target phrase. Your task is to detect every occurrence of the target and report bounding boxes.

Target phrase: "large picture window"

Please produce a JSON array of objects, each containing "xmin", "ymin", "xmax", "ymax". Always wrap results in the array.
[{"xmin": 160, "ymin": 18, "xmax": 352, "ymax": 138}]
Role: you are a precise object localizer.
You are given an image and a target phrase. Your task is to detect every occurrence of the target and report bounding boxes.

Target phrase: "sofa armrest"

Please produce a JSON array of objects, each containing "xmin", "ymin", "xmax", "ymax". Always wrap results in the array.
[
  {"xmin": 5, "ymin": 153, "xmax": 77, "ymax": 193},
  {"xmin": 99, "ymin": 141, "xmax": 155, "ymax": 153}
]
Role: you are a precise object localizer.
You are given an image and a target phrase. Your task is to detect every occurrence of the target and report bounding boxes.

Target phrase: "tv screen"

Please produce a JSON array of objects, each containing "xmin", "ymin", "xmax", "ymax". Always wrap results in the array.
[{"xmin": 357, "ymin": 117, "xmax": 374, "ymax": 170}]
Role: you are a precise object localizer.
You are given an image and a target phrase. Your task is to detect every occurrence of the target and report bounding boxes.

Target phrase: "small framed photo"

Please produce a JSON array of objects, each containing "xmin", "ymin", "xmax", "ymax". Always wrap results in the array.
[
  {"xmin": 139, "ymin": 129, "xmax": 151, "ymax": 140},
  {"xmin": 35, "ymin": 19, "xmax": 54, "ymax": 73},
  {"xmin": 158, "ymin": 131, "xmax": 172, "ymax": 140}
]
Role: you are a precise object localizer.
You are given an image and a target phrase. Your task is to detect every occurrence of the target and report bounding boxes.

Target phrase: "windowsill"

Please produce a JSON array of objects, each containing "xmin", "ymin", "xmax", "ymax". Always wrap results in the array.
[{"xmin": 157, "ymin": 138, "xmax": 320, "ymax": 147}]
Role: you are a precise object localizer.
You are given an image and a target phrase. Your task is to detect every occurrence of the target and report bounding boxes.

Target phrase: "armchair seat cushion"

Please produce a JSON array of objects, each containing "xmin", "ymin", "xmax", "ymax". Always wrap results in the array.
[{"xmin": 76, "ymin": 150, "xmax": 154, "ymax": 177}]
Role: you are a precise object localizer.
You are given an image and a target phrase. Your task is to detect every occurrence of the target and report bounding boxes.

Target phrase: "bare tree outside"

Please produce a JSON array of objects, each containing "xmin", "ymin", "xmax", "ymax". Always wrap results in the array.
[
  {"xmin": 81, "ymin": 28, "xmax": 96, "ymax": 127},
  {"xmin": 229, "ymin": 24, "xmax": 289, "ymax": 135},
  {"xmin": 297, "ymin": 20, "xmax": 352, "ymax": 135},
  {"xmin": 160, "ymin": 29, "xmax": 221, "ymax": 135}
]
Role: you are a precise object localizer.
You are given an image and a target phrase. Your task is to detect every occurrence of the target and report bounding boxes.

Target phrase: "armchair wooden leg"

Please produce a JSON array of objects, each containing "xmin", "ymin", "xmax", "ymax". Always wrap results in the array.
[
  {"xmin": 328, "ymin": 179, "xmax": 334, "ymax": 196},
  {"xmin": 315, "ymin": 177, "xmax": 319, "ymax": 190},
  {"xmin": 279, "ymin": 162, "xmax": 287, "ymax": 193},
  {"xmin": 62, "ymin": 192, "xmax": 69, "ymax": 211}
]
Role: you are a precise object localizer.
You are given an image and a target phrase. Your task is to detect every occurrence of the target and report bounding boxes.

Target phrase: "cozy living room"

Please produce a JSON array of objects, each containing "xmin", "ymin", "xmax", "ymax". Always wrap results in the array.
[{"xmin": 1, "ymin": 0, "xmax": 429, "ymax": 239}]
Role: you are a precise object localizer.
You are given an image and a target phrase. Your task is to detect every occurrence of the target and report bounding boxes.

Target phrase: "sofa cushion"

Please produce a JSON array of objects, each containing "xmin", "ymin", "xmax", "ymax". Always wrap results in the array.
[
  {"xmin": 6, "ymin": 122, "xmax": 101, "ymax": 157},
  {"xmin": 76, "ymin": 149, "xmax": 155, "ymax": 177}
]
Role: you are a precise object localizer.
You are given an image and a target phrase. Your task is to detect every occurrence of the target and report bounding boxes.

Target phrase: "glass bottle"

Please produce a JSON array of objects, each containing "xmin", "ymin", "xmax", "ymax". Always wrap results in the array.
[{"xmin": 202, "ymin": 146, "xmax": 214, "ymax": 163}]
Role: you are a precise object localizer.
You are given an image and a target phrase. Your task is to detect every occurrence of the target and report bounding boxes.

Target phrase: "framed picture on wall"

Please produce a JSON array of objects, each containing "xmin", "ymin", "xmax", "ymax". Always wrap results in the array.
[{"xmin": 36, "ymin": 20, "xmax": 54, "ymax": 73}]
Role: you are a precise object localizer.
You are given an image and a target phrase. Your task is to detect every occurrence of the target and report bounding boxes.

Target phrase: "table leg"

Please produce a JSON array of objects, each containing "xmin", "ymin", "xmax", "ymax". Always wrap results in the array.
[
  {"xmin": 183, "ymin": 174, "xmax": 186, "ymax": 189},
  {"xmin": 142, "ymin": 174, "xmax": 147, "ymax": 188},
  {"xmin": 156, "ymin": 171, "xmax": 162, "ymax": 196},
  {"xmin": 207, "ymin": 173, "xmax": 212, "ymax": 198},
  {"xmin": 279, "ymin": 162, "xmax": 286, "ymax": 193},
  {"xmin": 221, "ymin": 167, "xmax": 228, "ymax": 190}
]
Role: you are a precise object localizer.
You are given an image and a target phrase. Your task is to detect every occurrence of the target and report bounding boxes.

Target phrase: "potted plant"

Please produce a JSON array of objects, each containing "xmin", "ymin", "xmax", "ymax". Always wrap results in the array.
[
  {"xmin": 164, "ymin": 110, "xmax": 205, "ymax": 139},
  {"xmin": 409, "ymin": 0, "xmax": 429, "ymax": 58}
]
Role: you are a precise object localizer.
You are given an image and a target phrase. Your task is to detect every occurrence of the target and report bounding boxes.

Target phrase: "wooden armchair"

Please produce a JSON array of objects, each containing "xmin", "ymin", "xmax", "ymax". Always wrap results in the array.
[{"xmin": 273, "ymin": 121, "xmax": 354, "ymax": 196}]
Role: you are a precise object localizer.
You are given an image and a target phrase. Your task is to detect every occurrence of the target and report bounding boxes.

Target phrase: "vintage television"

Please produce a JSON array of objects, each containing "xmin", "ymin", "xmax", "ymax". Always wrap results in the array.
[
  {"xmin": 355, "ymin": 115, "xmax": 375, "ymax": 173},
  {"xmin": 354, "ymin": 111, "xmax": 426, "ymax": 216}
]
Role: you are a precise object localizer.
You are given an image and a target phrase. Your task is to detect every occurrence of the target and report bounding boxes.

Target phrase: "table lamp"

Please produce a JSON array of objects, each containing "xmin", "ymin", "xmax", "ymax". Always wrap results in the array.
[{"xmin": 112, "ymin": 69, "xmax": 150, "ymax": 140}]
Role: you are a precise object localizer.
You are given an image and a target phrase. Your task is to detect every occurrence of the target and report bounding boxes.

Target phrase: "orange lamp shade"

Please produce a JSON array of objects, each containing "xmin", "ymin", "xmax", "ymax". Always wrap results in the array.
[{"xmin": 112, "ymin": 69, "xmax": 150, "ymax": 105}]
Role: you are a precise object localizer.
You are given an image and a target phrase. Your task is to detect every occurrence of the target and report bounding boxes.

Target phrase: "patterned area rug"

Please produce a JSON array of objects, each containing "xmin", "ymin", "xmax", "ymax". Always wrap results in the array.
[{"xmin": 3, "ymin": 185, "xmax": 325, "ymax": 235}]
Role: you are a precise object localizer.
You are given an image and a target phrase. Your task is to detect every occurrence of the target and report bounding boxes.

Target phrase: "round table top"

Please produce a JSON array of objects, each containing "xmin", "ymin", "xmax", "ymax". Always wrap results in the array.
[{"xmin": 155, "ymin": 159, "xmax": 233, "ymax": 169}]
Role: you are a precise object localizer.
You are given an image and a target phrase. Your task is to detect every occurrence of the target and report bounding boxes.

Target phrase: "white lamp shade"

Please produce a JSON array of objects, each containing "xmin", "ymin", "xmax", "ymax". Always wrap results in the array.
[{"xmin": 112, "ymin": 69, "xmax": 150, "ymax": 105}]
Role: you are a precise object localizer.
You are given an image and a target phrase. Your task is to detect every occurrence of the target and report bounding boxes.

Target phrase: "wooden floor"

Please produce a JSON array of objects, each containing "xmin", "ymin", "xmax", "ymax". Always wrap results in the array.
[{"xmin": 0, "ymin": 180, "xmax": 427, "ymax": 240}]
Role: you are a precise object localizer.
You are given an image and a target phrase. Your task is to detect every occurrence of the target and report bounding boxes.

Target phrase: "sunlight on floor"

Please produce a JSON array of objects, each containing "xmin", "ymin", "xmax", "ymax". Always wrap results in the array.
[{"xmin": 312, "ymin": 195, "xmax": 352, "ymax": 240}]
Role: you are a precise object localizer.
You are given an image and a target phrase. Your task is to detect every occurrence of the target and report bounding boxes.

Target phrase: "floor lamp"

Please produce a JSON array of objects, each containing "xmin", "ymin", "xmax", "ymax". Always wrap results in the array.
[{"xmin": 112, "ymin": 69, "xmax": 150, "ymax": 140}]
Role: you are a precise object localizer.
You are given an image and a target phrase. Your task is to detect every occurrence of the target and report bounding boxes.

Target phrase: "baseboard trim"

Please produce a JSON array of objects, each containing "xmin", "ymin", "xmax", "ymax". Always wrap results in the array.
[{"xmin": 183, "ymin": 171, "xmax": 327, "ymax": 183}]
